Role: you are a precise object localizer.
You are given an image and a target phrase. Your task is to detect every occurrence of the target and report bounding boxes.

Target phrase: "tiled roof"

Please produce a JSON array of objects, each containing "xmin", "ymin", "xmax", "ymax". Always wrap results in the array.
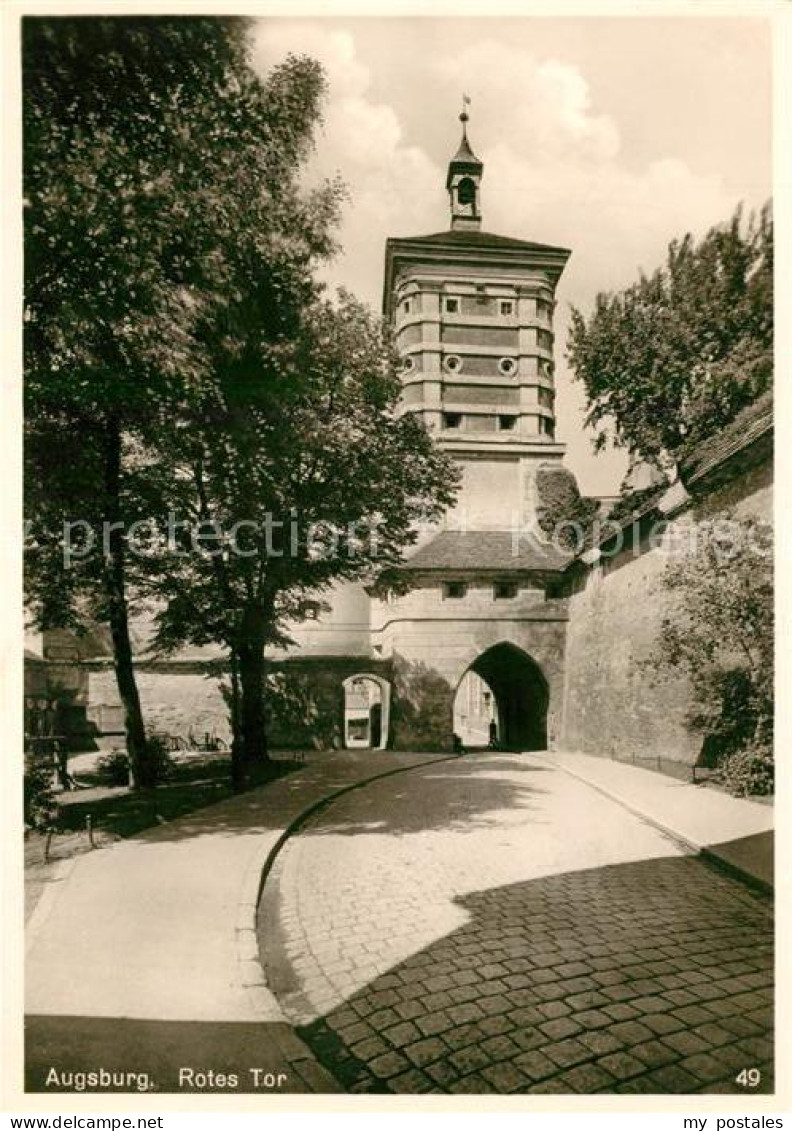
[
  {"xmin": 401, "ymin": 530, "xmax": 569, "ymax": 573},
  {"xmin": 382, "ymin": 230, "xmax": 571, "ymax": 314},
  {"xmin": 401, "ymin": 229, "xmax": 571, "ymax": 256},
  {"xmin": 681, "ymin": 391, "xmax": 773, "ymax": 484}
]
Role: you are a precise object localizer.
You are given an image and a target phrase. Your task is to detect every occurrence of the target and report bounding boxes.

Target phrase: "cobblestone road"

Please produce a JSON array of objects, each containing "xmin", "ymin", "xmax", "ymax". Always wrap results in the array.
[{"xmin": 259, "ymin": 754, "xmax": 773, "ymax": 1095}]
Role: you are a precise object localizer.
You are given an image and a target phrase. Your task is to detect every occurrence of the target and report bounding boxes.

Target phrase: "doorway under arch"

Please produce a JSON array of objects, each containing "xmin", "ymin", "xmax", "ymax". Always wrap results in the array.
[
  {"xmin": 454, "ymin": 643, "xmax": 548, "ymax": 751},
  {"xmin": 342, "ymin": 673, "xmax": 391, "ymax": 750}
]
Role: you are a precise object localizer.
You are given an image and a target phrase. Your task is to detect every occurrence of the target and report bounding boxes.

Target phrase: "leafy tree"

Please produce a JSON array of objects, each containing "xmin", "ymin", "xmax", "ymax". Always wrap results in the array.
[
  {"xmin": 649, "ymin": 513, "xmax": 773, "ymax": 793},
  {"xmin": 24, "ymin": 18, "xmax": 458, "ymax": 792},
  {"xmin": 148, "ymin": 292, "xmax": 457, "ymax": 786},
  {"xmin": 23, "ymin": 18, "xmax": 336, "ymax": 786},
  {"xmin": 567, "ymin": 204, "xmax": 773, "ymax": 476}
]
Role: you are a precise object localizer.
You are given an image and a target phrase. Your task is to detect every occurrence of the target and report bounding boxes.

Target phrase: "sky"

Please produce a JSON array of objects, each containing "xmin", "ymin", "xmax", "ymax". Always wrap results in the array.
[{"xmin": 250, "ymin": 16, "xmax": 772, "ymax": 494}]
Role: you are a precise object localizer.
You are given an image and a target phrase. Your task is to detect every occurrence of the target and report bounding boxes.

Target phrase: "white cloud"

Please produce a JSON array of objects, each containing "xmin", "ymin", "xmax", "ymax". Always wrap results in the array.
[
  {"xmin": 251, "ymin": 22, "xmax": 441, "ymax": 303},
  {"xmin": 432, "ymin": 40, "xmax": 737, "ymax": 298},
  {"xmin": 436, "ymin": 43, "xmax": 621, "ymax": 165}
]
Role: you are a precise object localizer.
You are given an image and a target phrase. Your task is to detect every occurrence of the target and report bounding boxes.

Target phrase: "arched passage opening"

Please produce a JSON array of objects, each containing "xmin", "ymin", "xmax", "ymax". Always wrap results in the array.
[
  {"xmin": 453, "ymin": 643, "xmax": 548, "ymax": 751},
  {"xmin": 342, "ymin": 673, "xmax": 391, "ymax": 750}
]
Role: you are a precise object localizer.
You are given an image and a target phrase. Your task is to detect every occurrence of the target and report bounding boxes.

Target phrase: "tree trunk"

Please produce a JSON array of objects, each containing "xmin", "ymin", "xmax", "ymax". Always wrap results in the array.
[
  {"xmin": 103, "ymin": 417, "xmax": 153, "ymax": 789},
  {"xmin": 228, "ymin": 649, "xmax": 243, "ymax": 787},
  {"xmin": 232, "ymin": 603, "xmax": 270, "ymax": 789}
]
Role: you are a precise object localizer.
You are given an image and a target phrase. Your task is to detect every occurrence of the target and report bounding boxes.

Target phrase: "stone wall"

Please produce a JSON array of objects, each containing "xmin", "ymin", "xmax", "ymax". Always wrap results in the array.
[
  {"xmin": 86, "ymin": 656, "xmax": 391, "ymax": 753},
  {"xmin": 88, "ymin": 668, "xmax": 231, "ymax": 744},
  {"xmin": 560, "ymin": 457, "xmax": 772, "ymax": 778}
]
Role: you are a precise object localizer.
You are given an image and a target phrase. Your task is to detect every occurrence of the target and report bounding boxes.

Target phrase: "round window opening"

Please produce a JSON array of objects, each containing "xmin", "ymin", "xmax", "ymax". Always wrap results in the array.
[
  {"xmin": 444, "ymin": 355, "xmax": 463, "ymax": 374},
  {"xmin": 498, "ymin": 357, "xmax": 517, "ymax": 376},
  {"xmin": 402, "ymin": 355, "xmax": 415, "ymax": 373}
]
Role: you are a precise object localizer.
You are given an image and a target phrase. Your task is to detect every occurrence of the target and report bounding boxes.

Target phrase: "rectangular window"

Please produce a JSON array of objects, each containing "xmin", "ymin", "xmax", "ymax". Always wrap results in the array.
[
  {"xmin": 445, "ymin": 298, "xmax": 459, "ymax": 314},
  {"xmin": 498, "ymin": 415, "xmax": 517, "ymax": 431},
  {"xmin": 443, "ymin": 412, "xmax": 462, "ymax": 429},
  {"xmin": 493, "ymin": 581, "xmax": 518, "ymax": 600},
  {"xmin": 403, "ymin": 299, "xmax": 411, "ymax": 314},
  {"xmin": 500, "ymin": 300, "xmax": 514, "ymax": 316},
  {"xmin": 443, "ymin": 581, "xmax": 467, "ymax": 599}
]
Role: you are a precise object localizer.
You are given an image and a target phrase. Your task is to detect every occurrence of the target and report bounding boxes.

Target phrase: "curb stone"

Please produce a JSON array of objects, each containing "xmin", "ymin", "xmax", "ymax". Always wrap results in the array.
[{"xmin": 225, "ymin": 752, "xmax": 462, "ymax": 1087}]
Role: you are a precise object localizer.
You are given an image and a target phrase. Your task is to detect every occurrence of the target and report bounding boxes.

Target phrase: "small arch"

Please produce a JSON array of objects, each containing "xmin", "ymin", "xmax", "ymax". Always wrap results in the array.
[
  {"xmin": 457, "ymin": 176, "xmax": 477, "ymax": 206},
  {"xmin": 342, "ymin": 673, "xmax": 391, "ymax": 750},
  {"xmin": 454, "ymin": 643, "xmax": 548, "ymax": 751}
]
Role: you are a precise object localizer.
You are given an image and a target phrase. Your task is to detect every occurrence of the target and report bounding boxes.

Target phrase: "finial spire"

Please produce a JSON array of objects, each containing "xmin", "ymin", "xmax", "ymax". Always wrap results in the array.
[{"xmin": 460, "ymin": 93, "xmax": 471, "ymax": 135}]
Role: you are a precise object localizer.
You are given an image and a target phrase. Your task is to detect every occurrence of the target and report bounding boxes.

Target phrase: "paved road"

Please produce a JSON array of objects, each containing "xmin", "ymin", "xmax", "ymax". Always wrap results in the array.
[
  {"xmin": 260, "ymin": 754, "xmax": 773, "ymax": 1095},
  {"xmin": 25, "ymin": 750, "xmax": 450, "ymax": 1094}
]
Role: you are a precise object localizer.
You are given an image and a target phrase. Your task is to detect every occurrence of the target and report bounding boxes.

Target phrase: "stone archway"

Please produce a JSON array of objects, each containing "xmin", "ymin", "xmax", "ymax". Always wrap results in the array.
[
  {"xmin": 455, "ymin": 643, "xmax": 548, "ymax": 751},
  {"xmin": 341, "ymin": 673, "xmax": 391, "ymax": 750}
]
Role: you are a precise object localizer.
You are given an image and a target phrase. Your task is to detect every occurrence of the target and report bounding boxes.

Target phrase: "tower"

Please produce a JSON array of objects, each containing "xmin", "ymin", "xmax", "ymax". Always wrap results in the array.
[
  {"xmin": 273, "ymin": 108, "xmax": 574, "ymax": 755},
  {"xmin": 371, "ymin": 110, "xmax": 573, "ymax": 752},
  {"xmin": 382, "ymin": 110, "xmax": 571, "ymax": 532}
]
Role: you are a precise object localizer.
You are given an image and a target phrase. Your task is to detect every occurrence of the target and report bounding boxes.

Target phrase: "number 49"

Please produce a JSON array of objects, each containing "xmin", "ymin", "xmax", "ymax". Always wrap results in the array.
[{"xmin": 736, "ymin": 1068, "xmax": 762, "ymax": 1088}]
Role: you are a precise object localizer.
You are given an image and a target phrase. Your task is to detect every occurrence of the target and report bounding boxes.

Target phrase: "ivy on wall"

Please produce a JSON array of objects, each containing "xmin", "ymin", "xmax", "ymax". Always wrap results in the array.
[{"xmin": 535, "ymin": 464, "xmax": 600, "ymax": 551}]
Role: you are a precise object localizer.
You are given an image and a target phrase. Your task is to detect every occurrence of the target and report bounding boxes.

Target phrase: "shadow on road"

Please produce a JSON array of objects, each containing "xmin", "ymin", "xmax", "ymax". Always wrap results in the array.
[
  {"xmin": 300, "ymin": 756, "xmax": 551, "ymax": 838},
  {"xmin": 290, "ymin": 855, "xmax": 774, "ymax": 1095},
  {"xmin": 81, "ymin": 753, "xmax": 549, "ymax": 844}
]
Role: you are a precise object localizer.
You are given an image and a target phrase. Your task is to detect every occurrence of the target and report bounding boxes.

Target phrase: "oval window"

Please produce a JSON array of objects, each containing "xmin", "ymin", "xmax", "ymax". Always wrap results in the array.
[
  {"xmin": 444, "ymin": 355, "xmax": 463, "ymax": 373},
  {"xmin": 498, "ymin": 357, "xmax": 517, "ymax": 376},
  {"xmin": 402, "ymin": 355, "xmax": 415, "ymax": 373}
]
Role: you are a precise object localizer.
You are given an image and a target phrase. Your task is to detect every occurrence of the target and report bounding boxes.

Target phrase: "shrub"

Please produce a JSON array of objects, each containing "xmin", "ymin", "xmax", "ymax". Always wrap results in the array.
[
  {"xmin": 95, "ymin": 737, "xmax": 176, "ymax": 787},
  {"xmin": 95, "ymin": 749, "xmax": 131, "ymax": 786},
  {"xmin": 649, "ymin": 513, "xmax": 773, "ymax": 794},
  {"xmin": 147, "ymin": 735, "xmax": 176, "ymax": 780},
  {"xmin": 719, "ymin": 743, "xmax": 774, "ymax": 798},
  {"xmin": 24, "ymin": 751, "xmax": 57, "ymax": 830}
]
